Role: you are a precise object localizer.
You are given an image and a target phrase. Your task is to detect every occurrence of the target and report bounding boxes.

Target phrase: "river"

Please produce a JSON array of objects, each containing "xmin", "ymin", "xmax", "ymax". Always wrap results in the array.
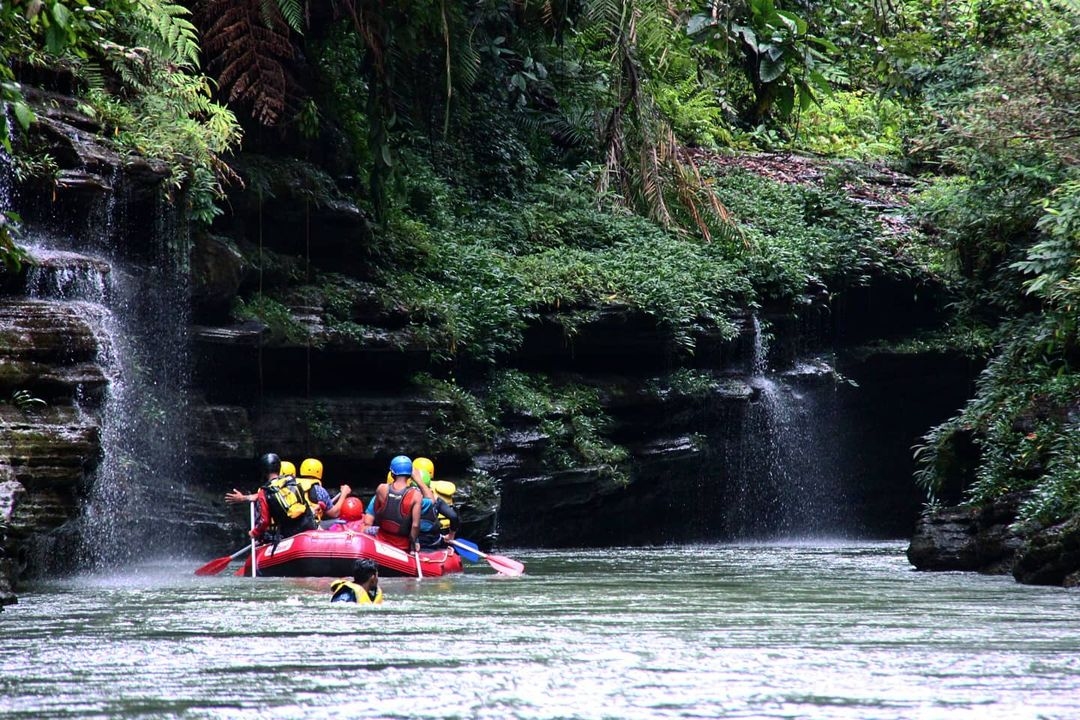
[{"xmin": 2, "ymin": 542, "xmax": 1078, "ymax": 719}]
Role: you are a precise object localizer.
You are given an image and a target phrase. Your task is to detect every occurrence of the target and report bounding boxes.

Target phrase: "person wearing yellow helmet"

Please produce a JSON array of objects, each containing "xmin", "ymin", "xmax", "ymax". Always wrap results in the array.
[
  {"xmin": 413, "ymin": 457, "xmax": 435, "ymax": 480},
  {"xmin": 415, "ymin": 468, "xmax": 460, "ymax": 549},
  {"xmin": 280, "ymin": 460, "xmax": 297, "ymax": 478},
  {"xmin": 297, "ymin": 457, "xmax": 352, "ymax": 523}
]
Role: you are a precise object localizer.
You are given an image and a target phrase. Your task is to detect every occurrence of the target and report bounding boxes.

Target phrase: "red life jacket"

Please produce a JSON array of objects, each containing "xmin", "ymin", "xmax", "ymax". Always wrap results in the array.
[{"xmin": 375, "ymin": 484, "xmax": 419, "ymax": 537}]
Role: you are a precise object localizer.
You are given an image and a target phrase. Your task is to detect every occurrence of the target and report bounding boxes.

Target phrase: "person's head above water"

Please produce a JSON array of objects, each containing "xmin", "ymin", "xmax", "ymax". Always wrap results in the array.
[{"xmin": 352, "ymin": 558, "xmax": 378, "ymax": 585}]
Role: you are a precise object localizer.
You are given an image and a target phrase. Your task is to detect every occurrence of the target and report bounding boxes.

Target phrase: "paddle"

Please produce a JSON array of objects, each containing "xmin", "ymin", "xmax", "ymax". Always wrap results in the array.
[
  {"xmin": 448, "ymin": 537, "xmax": 482, "ymax": 563},
  {"xmin": 195, "ymin": 545, "xmax": 251, "ymax": 576},
  {"xmin": 446, "ymin": 538, "xmax": 525, "ymax": 577}
]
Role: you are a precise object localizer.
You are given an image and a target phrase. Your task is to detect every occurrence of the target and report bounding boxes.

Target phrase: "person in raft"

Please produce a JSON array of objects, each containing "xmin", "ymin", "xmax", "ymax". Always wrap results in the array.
[
  {"xmin": 225, "ymin": 453, "xmax": 318, "ymax": 541},
  {"xmin": 330, "ymin": 559, "xmax": 383, "ymax": 605},
  {"xmin": 295, "ymin": 458, "xmax": 352, "ymax": 526},
  {"xmin": 361, "ymin": 455, "xmax": 422, "ymax": 554},
  {"xmin": 416, "ymin": 468, "xmax": 460, "ymax": 549}
]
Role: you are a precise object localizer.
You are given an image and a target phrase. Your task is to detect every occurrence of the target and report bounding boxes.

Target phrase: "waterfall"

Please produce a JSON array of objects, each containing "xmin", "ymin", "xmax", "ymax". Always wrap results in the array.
[
  {"xmin": 22, "ymin": 181, "xmax": 194, "ymax": 569},
  {"xmin": 722, "ymin": 316, "xmax": 845, "ymax": 539}
]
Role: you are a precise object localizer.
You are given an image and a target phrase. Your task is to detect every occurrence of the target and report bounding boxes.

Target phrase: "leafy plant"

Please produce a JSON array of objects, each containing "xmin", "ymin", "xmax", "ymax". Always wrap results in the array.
[
  {"xmin": 7, "ymin": 390, "xmax": 47, "ymax": 414},
  {"xmin": 687, "ymin": 0, "xmax": 835, "ymax": 124},
  {"xmin": 231, "ymin": 294, "xmax": 311, "ymax": 345}
]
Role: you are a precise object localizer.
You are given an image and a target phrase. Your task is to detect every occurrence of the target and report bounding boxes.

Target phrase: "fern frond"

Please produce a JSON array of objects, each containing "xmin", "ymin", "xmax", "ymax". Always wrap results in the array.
[
  {"xmin": 266, "ymin": 0, "xmax": 304, "ymax": 34},
  {"xmin": 199, "ymin": 0, "xmax": 298, "ymax": 126},
  {"xmin": 135, "ymin": 0, "xmax": 201, "ymax": 68}
]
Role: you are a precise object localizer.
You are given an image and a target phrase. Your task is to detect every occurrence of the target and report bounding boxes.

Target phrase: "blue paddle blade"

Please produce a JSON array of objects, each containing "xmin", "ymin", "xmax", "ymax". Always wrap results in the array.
[{"xmin": 451, "ymin": 538, "xmax": 481, "ymax": 563}]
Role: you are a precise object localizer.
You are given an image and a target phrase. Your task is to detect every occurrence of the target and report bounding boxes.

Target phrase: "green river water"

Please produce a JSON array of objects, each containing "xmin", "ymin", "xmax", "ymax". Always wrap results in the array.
[{"xmin": 1, "ymin": 542, "xmax": 1078, "ymax": 719}]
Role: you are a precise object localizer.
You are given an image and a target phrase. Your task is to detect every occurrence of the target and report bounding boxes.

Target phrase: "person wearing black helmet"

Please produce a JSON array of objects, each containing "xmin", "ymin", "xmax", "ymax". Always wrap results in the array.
[
  {"xmin": 330, "ymin": 559, "xmax": 383, "ymax": 604},
  {"xmin": 225, "ymin": 453, "xmax": 317, "ymax": 540}
]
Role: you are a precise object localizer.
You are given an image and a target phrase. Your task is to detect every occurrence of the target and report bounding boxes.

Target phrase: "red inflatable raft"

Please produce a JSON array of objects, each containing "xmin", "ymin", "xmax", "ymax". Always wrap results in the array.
[{"xmin": 233, "ymin": 525, "xmax": 464, "ymax": 578}]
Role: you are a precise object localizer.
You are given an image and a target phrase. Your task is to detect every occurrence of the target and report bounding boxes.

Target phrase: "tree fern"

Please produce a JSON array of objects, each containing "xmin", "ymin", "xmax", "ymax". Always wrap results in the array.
[{"xmin": 198, "ymin": 0, "xmax": 298, "ymax": 126}]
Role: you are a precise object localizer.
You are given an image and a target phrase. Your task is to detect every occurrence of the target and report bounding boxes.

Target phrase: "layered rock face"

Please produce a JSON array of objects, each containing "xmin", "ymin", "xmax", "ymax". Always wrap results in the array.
[
  {"xmin": 1, "ymin": 87, "xmax": 989, "ymax": 608},
  {"xmin": 0, "ymin": 301, "xmax": 105, "ymax": 607},
  {"xmin": 908, "ymin": 496, "xmax": 1080, "ymax": 586}
]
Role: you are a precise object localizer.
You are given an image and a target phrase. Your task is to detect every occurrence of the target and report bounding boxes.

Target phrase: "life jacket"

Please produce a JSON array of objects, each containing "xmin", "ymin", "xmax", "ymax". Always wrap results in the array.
[
  {"xmin": 375, "ymin": 484, "xmax": 419, "ymax": 538},
  {"xmin": 297, "ymin": 475, "xmax": 325, "ymax": 521},
  {"xmin": 263, "ymin": 474, "xmax": 316, "ymax": 536},
  {"xmin": 417, "ymin": 499, "xmax": 441, "ymax": 547},
  {"xmin": 330, "ymin": 579, "xmax": 383, "ymax": 605},
  {"xmin": 430, "ymin": 480, "xmax": 456, "ymax": 532}
]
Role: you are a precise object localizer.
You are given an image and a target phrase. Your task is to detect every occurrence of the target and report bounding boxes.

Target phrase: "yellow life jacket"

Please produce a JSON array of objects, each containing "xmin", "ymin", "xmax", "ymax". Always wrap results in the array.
[
  {"xmin": 265, "ymin": 474, "xmax": 310, "ymax": 521},
  {"xmin": 430, "ymin": 480, "xmax": 456, "ymax": 531},
  {"xmin": 330, "ymin": 579, "xmax": 384, "ymax": 605},
  {"xmin": 297, "ymin": 475, "xmax": 325, "ymax": 520}
]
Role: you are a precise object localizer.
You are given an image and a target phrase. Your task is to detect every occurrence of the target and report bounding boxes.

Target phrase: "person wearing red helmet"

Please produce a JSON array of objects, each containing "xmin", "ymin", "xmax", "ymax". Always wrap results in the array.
[{"xmin": 339, "ymin": 496, "xmax": 365, "ymax": 522}]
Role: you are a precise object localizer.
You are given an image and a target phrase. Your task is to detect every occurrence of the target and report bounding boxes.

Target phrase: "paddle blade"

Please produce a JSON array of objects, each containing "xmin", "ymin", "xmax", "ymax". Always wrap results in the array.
[
  {"xmin": 194, "ymin": 556, "xmax": 233, "ymax": 576},
  {"xmin": 486, "ymin": 554, "xmax": 525, "ymax": 577},
  {"xmin": 450, "ymin": 538, "xmax": 481, "ymax": 563}
]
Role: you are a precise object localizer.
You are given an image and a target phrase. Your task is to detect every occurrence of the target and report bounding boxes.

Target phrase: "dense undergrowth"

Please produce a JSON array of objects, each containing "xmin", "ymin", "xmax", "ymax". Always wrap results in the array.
[{"xmin": 3, "ymin": 0, "xmax": 1078, "ymax": 521}]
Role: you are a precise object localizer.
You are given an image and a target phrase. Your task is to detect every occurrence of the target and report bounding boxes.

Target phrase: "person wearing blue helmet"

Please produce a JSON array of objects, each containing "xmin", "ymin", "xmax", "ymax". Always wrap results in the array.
[{"xmin": 361, "ymin": 455, "xmax": 422, "ymax": 553}]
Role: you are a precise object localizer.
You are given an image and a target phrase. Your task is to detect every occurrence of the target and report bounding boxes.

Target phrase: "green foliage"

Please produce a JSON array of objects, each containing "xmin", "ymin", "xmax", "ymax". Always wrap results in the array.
[
  {"xmin": 5, "ymin": 389, "xmax": 48, "ymax": 414},
  {"xmin": 305, "ymin": 401, "xmax": 342, "ymax": 446},
  {"xmin": 688, "ymin": 0, "xmax": 835, "ymax": 124},
  {"xmin": 134, "ymin": 0, "xmax": 201, "ymax": 69},
  {"xmin": 646, "ymin": 369, "xmax": 722, "ymax": 399},
  {"xmin": 412, "ymin": 373, "xmax": 495, "ymax": 455},
  {"xmin": 231, "ymin": 294, "xmax": 310, "ymax": 345},
  {"xmin": 1, "ymin": 0, "xmax": 243, "ymax": 224},
  {"xmin": 1013, "ymin": 181, "xmax": 1080, "ymax": 303},
  {"xmin": 0, "ymin": 211, "xmax": 28, "ymax": 273},
  {"xmin": 708, "ymin": 168, "xmax": 889, "ymax": 300},
  {"xmin": 795, "ymin": 91, "xmax": 909, "ymax": 158},
  {"xmin": 487, "ymin": 370, "xmax": 629, "ymax": 480}
]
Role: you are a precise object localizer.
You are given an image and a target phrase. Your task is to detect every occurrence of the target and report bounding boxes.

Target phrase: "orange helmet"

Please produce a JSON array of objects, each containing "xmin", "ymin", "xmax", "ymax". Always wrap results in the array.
[{"xmin": 340, "ymin": 496, "xmax": 365, "ymax": 522}]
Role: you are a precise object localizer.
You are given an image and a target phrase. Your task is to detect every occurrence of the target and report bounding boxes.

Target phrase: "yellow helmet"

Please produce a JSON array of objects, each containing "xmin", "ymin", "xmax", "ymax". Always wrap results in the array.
[
  {"xmin": 300, "ymin": 458, "xmax": 323, "ymax": 480},
  {"xmin": 280, "ymin": 460, "xmax": 297, "ymax": 477},
  {"xmin": 413, "ymin": 457, "xmax": 435, "ymax": 480}
]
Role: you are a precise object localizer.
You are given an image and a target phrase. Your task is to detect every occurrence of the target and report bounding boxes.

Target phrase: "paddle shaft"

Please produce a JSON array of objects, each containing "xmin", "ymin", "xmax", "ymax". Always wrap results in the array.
[{"xmin": 249, "ymin": 501, "xmax": 257, "ymax": 579}]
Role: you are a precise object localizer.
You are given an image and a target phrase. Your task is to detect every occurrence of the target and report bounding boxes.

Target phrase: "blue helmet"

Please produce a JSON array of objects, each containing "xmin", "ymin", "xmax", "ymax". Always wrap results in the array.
[{"xmin": 389, "ymin": 455, "xmax": 413, "ymax": 477}]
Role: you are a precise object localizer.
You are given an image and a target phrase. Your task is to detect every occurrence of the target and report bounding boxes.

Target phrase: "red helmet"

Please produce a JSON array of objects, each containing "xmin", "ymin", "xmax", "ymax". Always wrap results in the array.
[{"xmin": 340, "ymin": 496, "xmax": 365, "ymax": 522}]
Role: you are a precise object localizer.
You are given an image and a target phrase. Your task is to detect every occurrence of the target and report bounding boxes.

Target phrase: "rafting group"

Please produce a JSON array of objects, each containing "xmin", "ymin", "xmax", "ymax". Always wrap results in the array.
[
  {"xmin": 194, "ymin": 452, "xmax": 524, "ymax": 595},
  {"xmin": 225, "ymin": 453, "xmax": 460, "ymax": 554}
]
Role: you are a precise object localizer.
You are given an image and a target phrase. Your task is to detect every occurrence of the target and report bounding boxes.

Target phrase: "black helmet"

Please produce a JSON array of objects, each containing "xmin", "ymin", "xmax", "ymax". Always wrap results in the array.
[
  {"xmin": 352, "ymin": 558, "xmax": 378, "ymax": 583},
  {"xmin": 259, "ymin": 452, "xmax": 281, "ymax": 474}
]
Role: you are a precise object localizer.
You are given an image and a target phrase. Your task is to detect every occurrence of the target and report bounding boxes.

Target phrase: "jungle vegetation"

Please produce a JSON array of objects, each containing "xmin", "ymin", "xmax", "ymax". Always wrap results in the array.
[{"xmin": 1, "ymin": 0, "xmax": 1078, "ymax": 525}]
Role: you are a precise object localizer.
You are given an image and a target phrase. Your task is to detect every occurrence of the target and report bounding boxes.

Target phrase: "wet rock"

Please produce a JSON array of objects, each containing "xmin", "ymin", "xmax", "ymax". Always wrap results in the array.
[
  {"xmin": 0, "ymin": 471, "xmax": 26, "ymax": 609},
  {"xmin": 190, "ymin": 405, "xmax": 254, "ymax": 459},
  {"xmin": 190, "ymin": 234, "xmax": 248, "ymax": 317},
  {"xmin": 1012, "ymin": 515, "xmax": 1080, "ymax": 586},
  {"xmin": 907, "ymin": 493, "xmax": 1025, "ymax": 573},
  {"xmin": 0, "ymin": 300, "xmax": 109, "ymax": 403}
]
